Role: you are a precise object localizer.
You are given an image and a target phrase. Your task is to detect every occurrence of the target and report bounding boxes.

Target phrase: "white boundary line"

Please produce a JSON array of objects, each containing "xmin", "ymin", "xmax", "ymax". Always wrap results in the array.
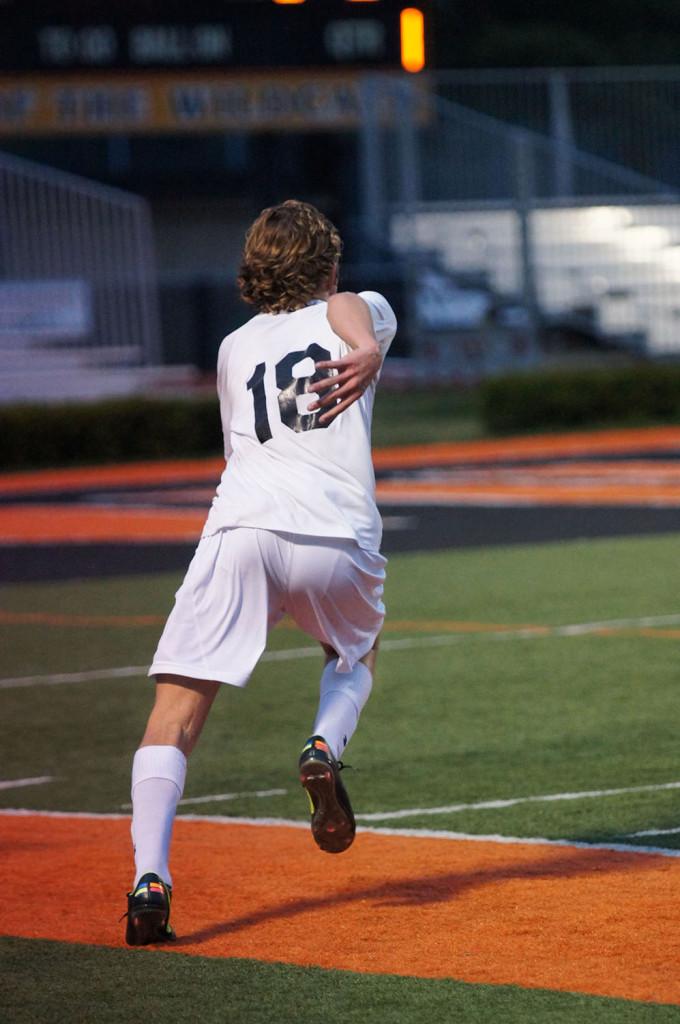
[
  {"xmin": 111, "ymin": 778, "xmax": 680, "ymax": 821},
  {"xmin": 112, "ymin": 777, "xmax": 680, "ymax": 823},
  {"xmin": 355, "ymin": 779, "xmax": 680, "ymax": 822},
  {"xmin": 623, "ymin": 826, "xmax": 680, "ymax": 838},
  {"xmin": 178, "ymin": 787, "xmax": 287, "ymax": 807},
  {"xmin": 0, "ymin": 776, "xmax": 53, "ymax": 791},
  {"xmin": 120, "ymin": 787, "xmax": 288, "ymax": 810},
  {"xmin": 1, "ymin": 807, "xmax": 679, "ymax": 859},
  {"xmin": 0, "ymin": 665, "xmax": 149, "ymax": 689},
  {"xmin": 3, "ymin": 611, "xmax": 680, "ymax": 690}
]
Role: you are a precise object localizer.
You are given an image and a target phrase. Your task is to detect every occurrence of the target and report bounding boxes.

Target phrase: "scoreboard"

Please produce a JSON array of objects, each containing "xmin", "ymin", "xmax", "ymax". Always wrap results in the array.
[
  {"xmin": 0, "ymin": 1, "xmax": 429, "ymax": 136},
  {"xmin": 0, "ymin": 1, "xmax": 427, "ymax": 74}
]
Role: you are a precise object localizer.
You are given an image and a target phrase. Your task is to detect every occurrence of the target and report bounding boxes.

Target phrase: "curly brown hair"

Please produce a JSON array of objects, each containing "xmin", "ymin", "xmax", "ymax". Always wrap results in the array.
[{"xmin": 238, "ymin": 199, "xmax": 343, "ymax": 314}]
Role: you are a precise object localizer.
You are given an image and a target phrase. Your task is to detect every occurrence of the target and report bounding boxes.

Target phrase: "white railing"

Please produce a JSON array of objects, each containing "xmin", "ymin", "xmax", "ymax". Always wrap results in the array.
[{"xmin": 0, "ymin": 150, "xmax": 162, "ymax": 400}]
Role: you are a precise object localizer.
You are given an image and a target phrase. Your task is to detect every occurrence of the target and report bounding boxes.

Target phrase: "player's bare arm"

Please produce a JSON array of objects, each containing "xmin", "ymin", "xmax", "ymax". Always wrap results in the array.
[{"xmin": 308, "ymin": 292, "xmax": 382, "ymax": 424}]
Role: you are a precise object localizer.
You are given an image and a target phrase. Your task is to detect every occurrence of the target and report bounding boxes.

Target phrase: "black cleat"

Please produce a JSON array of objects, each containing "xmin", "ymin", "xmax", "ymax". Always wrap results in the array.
[
  {"xmin": 299, "ymin": 735, "xmax": 356, "ymax": 854},
  {"xmin": 124, "ymin": 872, "xmax": 175, "ymax": 946}
]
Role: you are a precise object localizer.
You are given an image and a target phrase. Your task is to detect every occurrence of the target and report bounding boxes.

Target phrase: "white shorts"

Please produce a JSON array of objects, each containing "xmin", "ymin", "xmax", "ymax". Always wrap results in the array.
[{"xmin": 149, "ymin": 527, "xmax": 386, "ymax": 687}]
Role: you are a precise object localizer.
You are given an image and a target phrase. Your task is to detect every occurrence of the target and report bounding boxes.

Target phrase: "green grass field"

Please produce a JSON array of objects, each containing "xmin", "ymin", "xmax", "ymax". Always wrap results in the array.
[
  {"xmin": 3, "ymin": 534, "xmax": 680, "ymax": 1021},
  {"xmin": 372, "ymin": 388, "xmax": 485, "ymax": 446}
]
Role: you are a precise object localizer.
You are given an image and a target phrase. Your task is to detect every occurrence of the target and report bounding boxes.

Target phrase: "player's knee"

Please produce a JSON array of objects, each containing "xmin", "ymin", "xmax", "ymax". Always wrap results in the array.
[
  {"xmin": 359, "ymin": 635, "xmax": 380, "ymax": 672},
  {"xmin": 321, "ymin": 642, "xmax": 339, "ymax": 664}
]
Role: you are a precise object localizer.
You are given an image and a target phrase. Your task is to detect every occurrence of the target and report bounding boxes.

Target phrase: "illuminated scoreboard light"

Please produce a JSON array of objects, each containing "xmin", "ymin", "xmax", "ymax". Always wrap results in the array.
[
  {"xmin": 0, "ymin": 1, "xmax": 429, "ymax": 74},
  {"xmin": 0, "ymin": 1, "xmax": 431, "ymax": 136}
]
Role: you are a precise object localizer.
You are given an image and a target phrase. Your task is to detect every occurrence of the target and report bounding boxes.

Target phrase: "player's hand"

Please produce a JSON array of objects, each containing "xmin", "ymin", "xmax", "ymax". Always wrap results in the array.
[{"xmin": 308, "ymin": 345, "xmax": 382, "ymax": 424}]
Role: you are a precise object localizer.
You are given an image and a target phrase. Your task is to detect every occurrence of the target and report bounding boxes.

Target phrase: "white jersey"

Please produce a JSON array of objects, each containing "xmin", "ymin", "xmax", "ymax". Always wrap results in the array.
[{"xmin": 201, "ymin": 291, "xmax": 397, "ymax": 552}]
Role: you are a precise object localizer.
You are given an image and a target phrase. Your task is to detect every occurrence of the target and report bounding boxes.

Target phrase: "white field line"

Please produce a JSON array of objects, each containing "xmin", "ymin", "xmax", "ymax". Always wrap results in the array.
[
  {"xmin": 0, "ymin": 775, "xmax": 53, "ymax": 791},
  {"xmin": 546, "ymin": 612, "xmax": 680, "ymax": 636},
  {"xmin": 355, "ymin": 779, "xmax": 680, "ymax": 822},
  {"xmin": 3, "ymin": 611, "xmax": 680, "ymax": 690},
  {"xmin": 0, "ymin": 665, "xmax": 149, "ymax": 689},
  {"xmin": 178, "ymin": 787, "xmax": 287, "ymax": 807},
  {"xmin": 0, "ymin": 651, "xmax": 316, "ymax": 689},
  {"xmin": 623, "ymin": 826, "xmax": 680, "ymax": 838},
  {"xmin": 120, "ymin": 787, "xmax": 288, "ymax": 810},
  {"xmin": 118, "ymin": 778, "xmax": 680, "ymax": 823},
  {"xmin": 0, "ymin": 646, "xmax": 325, "ymax": 688},
  {"xmin": 1, "ymin": 806, "xmax": 679, "ymax": 859}
]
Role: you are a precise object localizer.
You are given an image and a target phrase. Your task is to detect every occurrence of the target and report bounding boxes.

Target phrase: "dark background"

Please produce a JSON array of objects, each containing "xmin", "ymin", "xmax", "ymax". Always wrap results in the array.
[
  {"xmin": 433, "ymin": 0, "xmax": 680, "ymax": 67},
  {"xmin": 4, "ymin": 0, "xmax": 680, "ymax": 74},
  {"xmin": 3, "ymin": 0, "xmax": 680, "ymax": 371}
]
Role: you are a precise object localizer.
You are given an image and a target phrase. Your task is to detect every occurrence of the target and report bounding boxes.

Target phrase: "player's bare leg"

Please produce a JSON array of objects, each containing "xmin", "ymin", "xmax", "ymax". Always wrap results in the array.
[
  {"xmin": 132, "ymin": 675, "xmax": 220, "ymax": 882},
  {"xmin": 126, "ymin": 675, "xmax": 220, "ymax": 945},
  {"xmin": 299, "ymin": 636, "xmax": 380, "ymax": 853},
  {"xmin": 140, "ymin": 674, "xmax": 221, "ymax": 755}
]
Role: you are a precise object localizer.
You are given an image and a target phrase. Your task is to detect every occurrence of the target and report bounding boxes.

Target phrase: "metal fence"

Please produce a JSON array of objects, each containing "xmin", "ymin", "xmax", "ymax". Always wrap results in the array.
[
  {"xmin": 356, "ymin": 75, "xmax": 680, "ymax": 374},
  {"xmin": 434, "ymin": 66, "xmax": 680, "ymax": 193},
  {"xmin": 359, "ymin": 80, "xmax": 675, "ymax": 218},
  {"xmin": 0, "ymin": 150, "xmax": 161, "ymax": 400}
]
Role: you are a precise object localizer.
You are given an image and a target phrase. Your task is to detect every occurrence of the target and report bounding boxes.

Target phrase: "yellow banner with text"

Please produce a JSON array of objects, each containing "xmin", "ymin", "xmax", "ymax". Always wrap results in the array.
[{"xmin": 0, "ymin": 70, "xmax": 429, "ymax": 136}]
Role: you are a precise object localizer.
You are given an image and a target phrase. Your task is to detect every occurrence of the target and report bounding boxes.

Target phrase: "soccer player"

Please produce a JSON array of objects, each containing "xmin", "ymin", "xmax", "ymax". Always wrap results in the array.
[{"xmin": 124, "ymin": 199, "xmax": 397, "ymax": 945}]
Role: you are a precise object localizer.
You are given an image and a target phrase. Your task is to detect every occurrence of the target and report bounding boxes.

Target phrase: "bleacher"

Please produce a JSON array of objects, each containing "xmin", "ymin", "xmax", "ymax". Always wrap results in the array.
[{"xmin": 392, "ymin": 201, "xmax": 680, "ymax": 356}]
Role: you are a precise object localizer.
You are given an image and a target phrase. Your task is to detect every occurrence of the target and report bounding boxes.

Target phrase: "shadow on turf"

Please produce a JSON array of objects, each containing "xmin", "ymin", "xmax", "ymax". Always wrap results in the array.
[{"xmin": 174, "ymin": 846, "xmax": 650, "ymax": 947}]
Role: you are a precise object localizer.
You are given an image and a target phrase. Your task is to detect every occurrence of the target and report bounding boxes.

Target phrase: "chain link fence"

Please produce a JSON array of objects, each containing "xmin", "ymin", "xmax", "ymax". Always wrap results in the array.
[
  {"xmin": 434, "ymin": 66, "xmax": 680, "ymax": 193},
  {"xmin": 356, "ymin": 75, "xmax": 680, "ymax": 378},
  {"xmin": 0, "ymin": 149, "xmax": 161, "ymax": 401}
]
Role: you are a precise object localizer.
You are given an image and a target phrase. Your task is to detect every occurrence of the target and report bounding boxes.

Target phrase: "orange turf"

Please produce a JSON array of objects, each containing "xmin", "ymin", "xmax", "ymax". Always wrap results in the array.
[
  {"xmin": 3, "ymin": 427, "xmax": 680, "ymax": 545},
  {"xmin": 2, "ymin": 814, "xmax": 680, "ymax": 1005},
  {"xmin": 0, "ymin": 426, "xmax": 679, "ymax": 494},
  {"xmin": 0, "ymin": 504, "xmax": 205, "ymax": 543}
]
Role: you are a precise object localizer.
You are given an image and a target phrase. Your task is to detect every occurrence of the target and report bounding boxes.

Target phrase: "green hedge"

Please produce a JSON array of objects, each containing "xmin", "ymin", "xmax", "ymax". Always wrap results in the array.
[
  {"xmin": 480, "ymin": 364, "xmax": 680, "ymax": 434},
  {"xmin": 0, "ymin": 396, "xmax": 222, "ymax": 470},
  {"xmin": 5, "ymin": 366, "xmax": 680, "ymax": 470}
]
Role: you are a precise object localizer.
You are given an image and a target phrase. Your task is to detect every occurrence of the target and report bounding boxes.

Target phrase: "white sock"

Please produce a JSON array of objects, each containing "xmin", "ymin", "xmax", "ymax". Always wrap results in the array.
[
  {"xmin": 312, "ymin": 659, "xmax": 373, "ymax": 760},
  {"xmin": 130, "ymin": 745, "xmax": 187, "ymax": 888}
]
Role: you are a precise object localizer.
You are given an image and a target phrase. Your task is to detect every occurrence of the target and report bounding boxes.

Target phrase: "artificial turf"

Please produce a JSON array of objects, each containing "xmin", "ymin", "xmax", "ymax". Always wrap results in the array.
[
  {"xmin": 2, "ymin": 535, "xmax": 680, "ymax": 846},
  {"xmin": 3, "ymin": 535, "xmax": 680, "ymax": 1021},
  {"xmin": 2, "ymin": 938, "xmax": 679, "ymax": 1024}
]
